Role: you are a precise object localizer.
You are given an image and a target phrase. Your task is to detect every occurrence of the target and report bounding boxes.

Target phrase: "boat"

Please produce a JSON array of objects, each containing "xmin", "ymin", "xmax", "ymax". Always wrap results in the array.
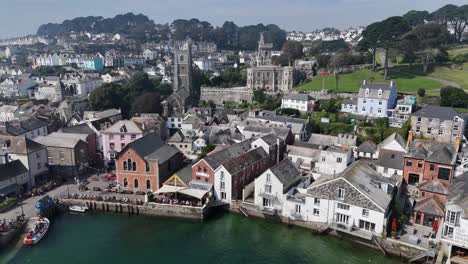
[
  {"xmin": 69, "ymin": 205, "xmax": 88, "ymax": 213},
  {"xmin": 23, "ymin": 217, "xmax": 50, "ymax": 245}
]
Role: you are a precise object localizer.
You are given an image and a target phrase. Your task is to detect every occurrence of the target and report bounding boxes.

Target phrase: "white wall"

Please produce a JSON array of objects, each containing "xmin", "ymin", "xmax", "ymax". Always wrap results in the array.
[
  {"xmin": 213, "ymin": 166, "xmax": 232, "ymax": 204},
  {"xmin": 254, "ymin": 169, "xmax": 284, "ymax": 211}
]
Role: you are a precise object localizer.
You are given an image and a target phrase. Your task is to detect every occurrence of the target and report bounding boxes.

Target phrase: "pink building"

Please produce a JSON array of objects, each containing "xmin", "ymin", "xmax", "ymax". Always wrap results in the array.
[{"xmin": 102, "ymin": 120, "xmax": 145, "ymax": 167}]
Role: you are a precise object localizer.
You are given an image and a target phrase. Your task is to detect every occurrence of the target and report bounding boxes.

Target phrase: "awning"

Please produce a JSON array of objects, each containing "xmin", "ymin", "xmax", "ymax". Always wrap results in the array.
[
  {"xmin": 177, "ymin": 188, "xmax": 209, "ymax": 200},
  {"xmin": 154, "ymin": 185, "xmax": 186, "ymax": 194}
]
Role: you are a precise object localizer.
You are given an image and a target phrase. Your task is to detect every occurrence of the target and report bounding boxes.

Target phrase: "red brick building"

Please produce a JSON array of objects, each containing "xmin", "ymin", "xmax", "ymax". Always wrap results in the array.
[
  {"xmin": 116, "ymin": 134, "xmax": 184, "ymax": 192},
  {"xmin": 403, "ymin": 140, "xmax": 458, "ymax": 226}
]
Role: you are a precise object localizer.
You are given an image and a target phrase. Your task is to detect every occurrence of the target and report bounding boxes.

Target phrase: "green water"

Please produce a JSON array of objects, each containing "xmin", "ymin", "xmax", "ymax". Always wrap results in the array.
[{"xmin": 0, "ymin": 213, "xmax": 403, "ymax": 264}]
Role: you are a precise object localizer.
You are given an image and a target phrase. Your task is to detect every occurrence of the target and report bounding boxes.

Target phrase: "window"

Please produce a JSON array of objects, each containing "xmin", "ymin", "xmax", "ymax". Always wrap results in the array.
[
  {"xmin": 321, "ymin": 156, "xmax": 326, "ymax": 162},
  {"xmin": 443, "ymin": 225, "xmax": 454, "ymax": 238},
  {"xmin": 416, "ymin": 126, "xmax": 420, "ymax": 133},
  {"xmin": 314, "ymin": 198, "xmax": 320, "ymax": 205},
  {"xmin": 378, "ymin": 100, "xmax": 382, "ymax": 105},
  {"xmin": 438, "ymin": 167, "xmax": 451, "ymax": 181},
  {"xmin": 417, "ymin": 117, "xmax": 421, "ymax": 123},
  {"xmin": 378, "ymin": 108, "xmax": 382, "ymax": 113},
  {"xmin": 121, "ymin": 143, "xmax": 125, "ymax": 149},
  {"xmin": 110, "ymin": 143, "xmax": 115, "ymax": 150},
  {"xmin": 266, "ymin": 173, "xmax": 271, "ymax": 183},
  {"xmin": 383, "ymin": 167, "xmax": 388, "ymax": 173},
  {"xmin": 310, "ymin": 208, "xmax": 318, "ymax": 216},
  {"xmin": 336, "ymin": 213, "xmax": 349, "ymax": 224},
  {"xmin": 454, "ymin": 125, "xmax": 459, "ymax": 131},
  {"xmin": 427, "ymin": 128, "xmax": 432, "ymax": 134},
  {"xmin": 131, "ymin": 134, "xmax": 136, "ymax": 140},
  {"xmin": 132, "ymin": 161, "xmax": 137, "ymax": 171},
  {"xmin": 430, "ymin": 164, "xmax": 435, "ymax": 171},
  {"xmin": 203, "ymin": 167, "xmax": 207, "ymax": 173},
  {"xmin": 263, "ymin": 198, "xmax": 272, "ymax": 207},
  {"xmin": 180, "ymin": 55, "xmax": 184, "ymax": 62},
  {"xmin": 146, "ymin": 180, "xmax": 151, "ymax": 190},
  {"xmin": 59, "ymin": 151, "xmax": 65, "ymax": 161},
  {"xmin": 123, "ymin": 161, "xmax": 128, "ymax": 171},
  {"xmin": 338, "ymin": 188, "xmax": 345, "ymax": 200},
  {"xmin": 445, "ymin": 210, "xmax": 461, "ymax": 226},
  {"xmin": 123, "ymin": 178, "xmax": 128, "ymax": 187},
  {"xmin": 359, "ymin": 220, "xmax": 376, "ymax": 232},
  {"xmin": 110, "ymin": 134, "xmax": 114, "ymax": 140},
  {"xmin": 145, "ymin": 162, "xmax": 150, "ymax": 172},
  {"xmin": 221, "ymin": 192, "xmax": 227, "ymax": 199},
  {"xmin": 220, "ymin": 181, "xmax": 225, "ymax": 190},
  {"xmin": 134, "ymin": 179, "xmax": 139, "ymax": 189},
  {"xmin": 295, "ymin": 204, "xmax": 301, "ymax": 214},
  {"xmin": 406, "ymin": 160, "xmax": 413, "ymax": 167},
  {"xmin": 265, "ymin": 184, "xmax": 272, "ymax": 193},
  {"xmin": 120, "ymin": 134, "xmax": 125, "ymax": 140},
  {"xmin": 337, "ymin": 203, "xmax": 350, "ymax": 210},
  {"xmin": 417, "ymin": 161, "xmax": 423, "ymax": 168},
  {"xmin": 362, "ymin": 209, "xmax": 369, "ymax": 217},
  {"xmin": 336, "ymin": 157, "xmax": 342, "ymax": 163}
]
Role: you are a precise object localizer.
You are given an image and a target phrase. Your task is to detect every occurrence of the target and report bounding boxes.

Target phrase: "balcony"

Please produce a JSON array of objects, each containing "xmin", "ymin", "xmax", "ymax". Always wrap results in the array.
[
  {"xmin": 195, "ymin": 171, "xmax": 209, "ymax": 177},
  {"xmin": 329, "ymin": 222, "xmax": 374, "ymax": 240}
]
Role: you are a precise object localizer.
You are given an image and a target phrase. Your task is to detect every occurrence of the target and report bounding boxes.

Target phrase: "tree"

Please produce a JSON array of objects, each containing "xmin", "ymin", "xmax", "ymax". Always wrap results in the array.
[
  {"xmin": 440, "ymin": 86, "xmax": 468, "ymax": 108},
  {"xmin": 253, "ymin": 89, "xmax": 267, "ymax": 104},
  {"xmin": 89, "ymin": 83, "xmax": 129, "ymax": 114},
  {"xmin": 130, "ymin": 92, "xmax": 161, "ymax": 116},
  {"xmin": 431, "ymin": 4, "xmax": 468, "ymax": 43},
  {"xmin": 403, "ymin": 10, "xmax": 430, "ymax": 27},
  {"xmin": 358, "ymin": 22, "xmax": 381, "ymax": 71},
  {"xmin": 375, "ymin": 17, "xmax": 411, "ymax": 79},
  {"xmin": 281, "ymin": 40, "xmax": 304, "ymax": 62},
  {"xmin": 197, "ymin": 144, "xmax": 216, "ymax": 160},
  {"xmin": 124, "ymin": 72, "xmax": 156, "ymax": 102},
  {"xmin": 417, "ymin": 88, "xmax": 426, "ymax": 97},
  {"xmin": 316, "ymin": 55, "xmax": 331, "ymax": 69}
]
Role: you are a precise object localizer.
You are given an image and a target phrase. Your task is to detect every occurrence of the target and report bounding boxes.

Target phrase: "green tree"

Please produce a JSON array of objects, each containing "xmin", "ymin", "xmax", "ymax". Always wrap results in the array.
[
  {"xmin": 130, "ymin": 92, "xmax": 161, "ymax": 116},
  {"xmin": 403, "ymin": 10, "xmax": 430, "ymax": 27},
  {"xmin": 281, "ymin": 40, "xmax": 304, "ymax": 62},
  {"xmin": 431, "ymin": 4, "xmax": 468, "ymax": 43},
  {"xmin": 417, "ymin": 88, "xmax": 426, "ymax": 97},
  {"xmin": 89, "ymin": 83, "xmax": 130, "ymax": 115},
  {"xmin": 197, "ymin": 144, "xmax": 216, "ymax": 160},
  {"xmin": 358, "ymin": 22, "xmax": 381, "ymax": 70},
  {"xmin": 253, "ymin": 89, "xmax": 267, "ymax": 104}
]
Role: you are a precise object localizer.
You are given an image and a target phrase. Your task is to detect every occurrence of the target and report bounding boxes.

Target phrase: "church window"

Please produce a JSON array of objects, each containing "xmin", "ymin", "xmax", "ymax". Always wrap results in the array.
[{"xmin": 180, "ymin": 55, "xmax": 184, "ymax": 62}]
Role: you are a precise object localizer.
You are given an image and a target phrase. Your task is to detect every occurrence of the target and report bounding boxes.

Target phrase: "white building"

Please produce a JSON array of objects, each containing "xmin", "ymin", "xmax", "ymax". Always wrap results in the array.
[
  {"xmin": 375, "ymin": 132, "xmax": 406, "ymax": 178},
  {"xmin": 0, "ymin": 105, "xmax": 18, "ymax": 122},
  {"xmin": 281, "ymin": 94, "xmax": 316, "ymax": 113},
  {"xmin": 142, "ymin": 49, "xmax": 157, "ymax": 60},
  {"xmin": 315, "ymin": 145, "xmax": 353, "ymax": 176},
  {"xmin": 0, "ymin": 160, "xmax": 30, "ymax": 194},
  {"xmin": 305, "ymin": 161, "xmax": 393, "ymax": 239}
]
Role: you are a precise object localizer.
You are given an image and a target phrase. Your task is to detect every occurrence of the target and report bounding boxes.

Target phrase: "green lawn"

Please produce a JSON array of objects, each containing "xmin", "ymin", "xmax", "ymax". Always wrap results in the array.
[
  {"xmin": 455, "ymin": 107, "xmax": 468, "ymax": 113},
  {"xmin": 428, "ymin": 66, "xmax": 468, "ymax": 89},
  {"xmin": 448, "ymin": 45, "xmax": 468, "ymax": 59},
  {"xmin": 296, "ymin": 68, "xmax": 443, "ymax": 93}
]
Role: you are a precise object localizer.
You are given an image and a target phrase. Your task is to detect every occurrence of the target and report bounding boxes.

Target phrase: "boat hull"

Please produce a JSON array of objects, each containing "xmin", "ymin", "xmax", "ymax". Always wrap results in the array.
[{"xmin": 23, "ymin": 218, "xmax": 50, "ymax": 245}]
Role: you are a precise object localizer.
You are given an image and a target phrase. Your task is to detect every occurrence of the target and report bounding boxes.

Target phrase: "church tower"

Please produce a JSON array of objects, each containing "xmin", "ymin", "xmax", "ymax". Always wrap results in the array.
[
  {"xmin": 174, "ymin": 38, "xmax": 193, "ymax": 97},
  {"xmin": 256, "ymin": 33, "xmax": 273, "ymax": 66}
]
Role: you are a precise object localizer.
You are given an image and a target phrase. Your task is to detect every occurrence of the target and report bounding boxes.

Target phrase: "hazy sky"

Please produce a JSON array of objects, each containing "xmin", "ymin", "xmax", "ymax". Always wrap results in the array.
[{"xmin": 1, "ymin": 0, "xmax": 466, "ymax": 38}]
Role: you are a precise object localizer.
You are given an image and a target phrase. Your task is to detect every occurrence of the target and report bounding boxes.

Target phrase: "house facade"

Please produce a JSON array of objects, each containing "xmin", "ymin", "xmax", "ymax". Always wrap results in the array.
[
  {"xmin": 101, "ymin": 120, "xmax": 144, "ymax": 166},
  {"xmin": 281, "ymin": 94, "xmax": 316, "ymax": 113}
]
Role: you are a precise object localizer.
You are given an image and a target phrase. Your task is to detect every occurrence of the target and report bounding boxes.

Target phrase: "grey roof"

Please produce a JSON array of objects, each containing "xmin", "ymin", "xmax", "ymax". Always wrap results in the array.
[
  {"xmin": 103, "ymin": 120, "xmax": 143, "ymax": 134},
  {"xmin": 377, "ymin": 132, "xmax": 406, "ymax": 151},
  {"xmin": 121, "ymin": 134, "xmax": 166, "ymax": 160},
  {"xmin": 283, "ymin": 93, "xmax": 314, "ymax": 101},
  {"xmin": 243, "ymin": 126, "xmax": 291, "ymax": 141},
  {"xmin": 33, "ymin": 135, "xmax": 84, "ymax": 149},
  {"xmin": 419, "ymin": 180, "xmax": 448, "ymax": 195},
  {"xmin": 287, "ymin": 143, "xmax": 321, "ymax": 160},
  {"xmin": 406, "ymin": 140, "xmax": 457, "ymax": 165},
  {"xmin": 0, "ymin": 135, "xmax": 45, "ymax": 154},
  {"xmin": 222, "ymin": 147, "xmax": 268, "ymax": 175},
  {"xmin": 308, "ymin": 133, "xmax": 357, "ymax": 147},
  {"xmin": 377, "ymin": 150, "xmax": 404, "ymax": 170},
  {"xmin": 4, "ymin": 117, "xmax": 47, "ymax": 136},
  {"xmin": 342, "ymin": 98, "xmax": 357, "ymax": 105},
  {"xmin": 60, "ymin": 124, "xmax": 95, "ymax": 135},
  {"xmin": 358, "ymin": 82, "xmax": 394, "ymax": 100},
  {"xmin": 0, "ymin": 160, "xmax": 28, "ymax": 181},
  {"xmin": 357, "ymin": 141, "xmax": 377, "ymax": 154},
  {"xmin": 258, "ymin": 134, "xmax": 283, "ymax": 146},
  {"xmin": 270, "ymin": 158, "xmax": 301, "ymax": 187},
  {"xmin": 448, "ymin": 172, "xmax": 468, "ymax": 215},
  {"xmin": 309, "ymin": 161, "xmax": 392, "ymax": 212},
  {"xmin": 145, "ymin": 144, "xmax": 180, "ymax": 164},
  {"xmin": 414, "ymin": 195, "xmax": 445, "ymax": 216},
  {"xmin": 412, "ymin": 105, "xmax": 462, "ymax": 121},
  {"xmin": 172, "ymin": 164, "xmax": 193, "ymax": 185},
  {"xmin": 257, "ymin": 114, "xmax": 308, "ymax": 125},
  {"xmin": 203, "ymin": 138, "xmax": 255, "ymax": 169}
]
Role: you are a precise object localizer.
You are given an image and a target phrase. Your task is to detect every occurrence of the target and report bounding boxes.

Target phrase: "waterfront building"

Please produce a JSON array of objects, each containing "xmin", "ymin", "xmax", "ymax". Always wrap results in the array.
[
  {"xmin": 340, "ymin": 80, "xmax": 397, "ymax": 118},
  {"xmin": 306, "ymin": 161, "xmax": 393, "ymax": 239},
  {"xmin": 375, "ymin": 132, "xmax": 406, "ymax": 178},
  {"xmin": 57, "ymin": 126, "xmax": 98, "ymax": 166},
  {"xmin": 410, "ymin": 105, "xmax": 466, "ymax": 144},
  {"xmin": 281, "ymin": 94, "xmax": 316, "ymax": 113},
  {"xmin": 253, "ymin": 158, "xmax": 302, "ymax": 213},
  {"xmin": 440, "ymin": 172, "xmax": 468, "ymax": 262},
  {"xmin": 315, "ymin": 145, "xmax": 353, "ymax": 176},
  {"xmin": 404, "ymin": 139, "xmax": 458, "ymax": 227},
  {"xmin": 0, "ymin": 160, "xmax": 29, "ymax": 195},
  {"xmin": 115, "ymin": 134, "xmax": 183, "ymax": 192}
]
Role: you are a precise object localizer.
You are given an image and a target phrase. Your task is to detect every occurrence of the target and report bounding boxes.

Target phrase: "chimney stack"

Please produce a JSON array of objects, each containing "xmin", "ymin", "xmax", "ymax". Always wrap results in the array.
[
  {"xmin": 406, "ymin": 130, "xmax": 414, "ymax": 149},
  {"xmin": 455, "ymin": 136, "xmax": 461, "ymax": 153},
  {"xmin": 362, "ymin": 80, "xmax": 367, "ymax": 85},
  {"xmin": 390, "ymin": 80, "xmax": 395, "ymax": 87}
]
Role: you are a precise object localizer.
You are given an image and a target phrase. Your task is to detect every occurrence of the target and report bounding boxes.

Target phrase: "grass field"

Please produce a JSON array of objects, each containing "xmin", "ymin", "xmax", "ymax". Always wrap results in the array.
[
  {"xmin": 296, "ymin": 67, "xmax": 443, "ymax": 93},
  {"xmin": 448, "ymin": 45, "xmax": 468, "ymax": 59},
  {"xmin": 428, "ymin": 66, "xmax": 468, "ymax": 89}
]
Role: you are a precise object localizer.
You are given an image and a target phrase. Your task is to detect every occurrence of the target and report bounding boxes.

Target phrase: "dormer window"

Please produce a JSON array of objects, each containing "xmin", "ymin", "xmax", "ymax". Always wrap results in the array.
[{"xmin": 378, "ymin": 89, "xmax": 382, "ymax": 96}]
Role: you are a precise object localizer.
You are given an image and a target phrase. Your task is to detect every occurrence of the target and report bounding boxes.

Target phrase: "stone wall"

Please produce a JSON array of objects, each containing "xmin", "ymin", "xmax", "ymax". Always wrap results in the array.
[{"xmin": 200, "ymin": 86, "xmax": 252, "ymax": 104}]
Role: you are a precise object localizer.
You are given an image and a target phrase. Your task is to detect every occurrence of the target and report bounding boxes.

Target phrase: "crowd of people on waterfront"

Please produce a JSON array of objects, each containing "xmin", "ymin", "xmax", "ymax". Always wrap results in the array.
[{"xmin": 153, "ymin": 196, "xmax": 203, "ymax": 207}]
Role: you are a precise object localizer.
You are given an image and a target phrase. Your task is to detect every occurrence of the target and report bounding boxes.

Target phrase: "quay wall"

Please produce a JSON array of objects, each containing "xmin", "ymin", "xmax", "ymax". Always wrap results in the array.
[{"xmin": 58, "ymin": 199, "xmax": 206, "ymax": 220}]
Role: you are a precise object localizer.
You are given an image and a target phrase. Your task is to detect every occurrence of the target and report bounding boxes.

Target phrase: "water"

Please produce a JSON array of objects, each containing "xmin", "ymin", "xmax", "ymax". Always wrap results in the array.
[{"xmin": 0, "ymin": 213, "xmax": 403, "ymax": 264}]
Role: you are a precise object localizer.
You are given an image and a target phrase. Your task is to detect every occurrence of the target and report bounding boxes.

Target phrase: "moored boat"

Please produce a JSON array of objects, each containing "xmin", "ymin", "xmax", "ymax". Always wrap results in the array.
[
  {"xmin": 23, "ymin": 217, "xmax": 50, "ymax": 245},
  {"xmin": 69, "ymin": 205, "xmax": 88, "ymax": 213}
]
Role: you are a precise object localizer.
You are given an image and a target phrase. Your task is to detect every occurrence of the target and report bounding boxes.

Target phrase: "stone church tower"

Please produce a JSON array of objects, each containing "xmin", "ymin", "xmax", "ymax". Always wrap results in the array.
[
  {"xmin": 162, "ymin": 37, "xmax": 197, "ymax": 116},
  {"xmin": 256, "ymin": 33, "xmax": 273, "ymax": 66}
]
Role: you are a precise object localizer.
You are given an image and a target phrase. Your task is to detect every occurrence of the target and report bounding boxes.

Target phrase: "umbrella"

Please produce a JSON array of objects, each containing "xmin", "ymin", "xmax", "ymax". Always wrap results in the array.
[
  {"xmin": 432, "ymin": 219, "xmax": 439, "ymax": 233},
  {"xmin": 391, "ymin": 218, "xmax": 397, "ymax": 231}
]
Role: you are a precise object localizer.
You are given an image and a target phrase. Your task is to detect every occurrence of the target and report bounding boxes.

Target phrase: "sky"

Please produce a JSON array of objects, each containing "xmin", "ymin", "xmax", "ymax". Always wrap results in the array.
[{"xmin": 1, "ymin": 0, "xmax": 466, "ymax": 38}]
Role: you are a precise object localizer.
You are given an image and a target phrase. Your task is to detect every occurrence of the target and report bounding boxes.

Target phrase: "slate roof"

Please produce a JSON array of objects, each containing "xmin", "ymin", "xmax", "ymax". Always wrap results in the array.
[
  {"xmin": 309, "ymin": 160, "xmax": 392, "ymax": 212},
  {"xmin": 202, "ymin": 138, "xmax": 255, "ymax": 170},
  {"xmin": 103, "ymin": 120, "xmax": 143, "ymax": 134},
  {"xmin": 377, "ymin": 132, "xmax": 406, "ymax": 151},
  {"xmin": 0, "ymin": 135, "xmax": 45, "ymax": 154},
  {"xmin": 243, "ymin": 126, "xmax": 291, "ymax": 141},
  {"xmin": 358, "ymin": 82, "xmax": 394, "ymax": 100},
  {"xmin": 3, "ymin": 117, "xmax": 47, "ymax": 136},
  {"xmin": 342, "ymin": 98, "xmax": 357, "ymax": 105},
  {"xmin": 145, "ymin": 144, "xmax": 180, "ymax": 164},
  {"xmin": 258, "ymin": 134, "xmax": 283, "ymax": 146},
  {"xmin": 377, "ymin": 150, "xmax": 404, "ymax": 170},
  {"xmin": 0, "ymin": 160, "xmax": 28, "ymax": 181},
  {"xmin": 414, "ymin": 195, "xmax": 445, "ymax": 216},
  {"xmin": 60, "ymin": 124, "xmax": 95, "ymax": 135},
  {"xmin": 412, "ymin": 105, "xmax": 461, "ymax": 121},
  {"xmin": 406, "ymin": 140, "xmax": 457, "ymax": 165},
  {"xmin": 283, "ymin": 93, "xmax": 314, "ymax": 101},
  {"xmin": 222, "ymin": 147, "xmax": 268, "ymax": 175},
  {"xmin": 33, "ymin": 134, "xmax": 85, "ymax": 149},
  {"xmin": 447, "ymin": 172, "xmax": 468, "ymax": 215},
  {"xmin": 120, "ymin": 134, "xmax": 165, "ymax": 159},
  {"xmin": 419, "ymin": 180, "xmax": 448, "ymax": 195},
  {"xmin": 47, "ymin": 132, "xmax": 88, "ymax": 143},
  {"xmin": 357, "ymin": 141, "xmax": 377, "ymax": 154},
  {"xmin": 172, "ymin": 164, "xmax": 193, "ymax": 185},
  {"xmin": 270, "ymin": 158, "xmax": 301, "ymax": 187},
  {"xmin": 308, "ymin": 133, "xmax": 356, "ymax": 147},
  {"xmin": 287, "ymin": 143, "xmax": 321, "ymax": 160}
]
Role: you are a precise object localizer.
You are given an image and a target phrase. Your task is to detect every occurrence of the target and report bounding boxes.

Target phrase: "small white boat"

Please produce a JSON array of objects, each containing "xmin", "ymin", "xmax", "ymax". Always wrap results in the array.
[
  {"xmin": 69, "ymin": 205, "xmax": 88, "ymax": 213},
  {"xmin": 23, "ymin": 217, "xmax": 50, "ymax": 245}
]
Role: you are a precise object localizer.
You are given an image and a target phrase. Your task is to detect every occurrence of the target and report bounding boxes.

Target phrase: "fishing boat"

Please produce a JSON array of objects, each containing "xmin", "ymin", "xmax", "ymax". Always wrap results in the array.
[
  {"xmin": 69, "ymin": 205, "xmax": 88, "ymax": 213},
  {"xmin": 23, "ymin": 217, "xmax": 50, "ymax": 245}
]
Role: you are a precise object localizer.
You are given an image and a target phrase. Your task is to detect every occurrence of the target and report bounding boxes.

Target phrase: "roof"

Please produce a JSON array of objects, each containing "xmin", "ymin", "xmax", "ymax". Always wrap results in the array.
[
  {"xmin": 412, "ymin": 105, "xmax": 462, "ymax": 121},
  {"xmin": 406, "ymin": 140, "xmax": 457, "ymax": 165},
  {"xmin": 308, "ymin": 161, "xmax": 392, "ymax": 212},
  {"xmin": 287, "ymin": 143, "xmax": 320, "ymax": 160},
  {"xmin": 414, "ymin": 195, "xmax": 445, "ymax": 216},
  {"xmin": 447, "ymin": 172, "xmax": 468, "ymax": 216},
  {"xmin": 202, "ymin": 138, "xmax": 255, "ymax": 170},
  {"xmin": 121, "ymin": 134, "xmax": 164, "ymax": 159},
  {"xmin": 171, "ymin": 164, "xmax": 193, "ymax": 185},
  {"xmin": 60, "ymin": 124, "xmax": 95, "ymax": 135},
  {"xmin": 283, "ymin": 93, "xmax": 314, "ymax": 101},
  {"xmin": 419, "ymin": 180, "xmax": 448, "ymax": 195},
  {"xmin": 377, "ymin": 150, "xmax": 404, "ymax": 170},
  {"xmin": 33, "ymin": 134, "xmax": 85, "ymax": 149},
  {"xmin": 358, "ymin": 82, "xmax": 394, "ymax": 100},
  {"xmin": 145, "ymin": 144, "xmax": 180, "ymax": 164},
  {"xmin": 270, "ymin": 158, "xmax": 301, "ymax": 186},
  {"xmin": 377, "ymin": 132, "xmax": 406, "ymax": 151},
  {"xmin": 342, "ymin": 98, "xmax": 357, "ymax": 105},
  {"xmin": 308, "ymin": 133, "xmax": 357, "ymax": 147},
  {"xmin": 3, "ymin": 117, "xmax": 47, "ymax": 136},
  {"xmin": 83, "ymin": 109, "xmax": 121, "ymax": 121},
  {"xmin": 0, "ymin": 160, "xmax": 28, "ymax": 181},
  {"xmin": 0, "ymin": 135, "xmax": 45, "ymax": 154},
  {"xmin": 48, "ymin": 132, "xmax": 88, "ymax": 142},
  {"xmin": 243, "ymin": 126, "xmax": 291, "ymax": 141},
  {"xmin": 103, "ymin": 120, "xmax": 143, "ymax": 134},
  {"xmin": 357, "ymin": 141, "xmax": 377, "ymax": 154},
  {"xmin": 222, "ymin": 147, "xmax": 268, "ymax": 175}
]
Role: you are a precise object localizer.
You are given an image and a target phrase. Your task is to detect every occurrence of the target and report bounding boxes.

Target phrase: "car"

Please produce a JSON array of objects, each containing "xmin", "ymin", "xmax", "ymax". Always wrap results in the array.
[{"xmin": 104, "ymin": 173, "xmax": 116, "ymax": 181}]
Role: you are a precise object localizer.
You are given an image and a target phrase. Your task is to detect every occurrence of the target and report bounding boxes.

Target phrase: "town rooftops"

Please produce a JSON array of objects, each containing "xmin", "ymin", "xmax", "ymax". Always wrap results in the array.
[
  {"xmin": 308, "ymin": 160, "xmax": 392, "ymax": 212},
  {"xmin": 103, "ymin": 120, "xmax": 143, "ymax": 134},
  {"xmin": 377, "ymin": 150, "xmax": 404, "ymax": 170},
  {"xmin": 202, "ymin": 138, "xmax": 255, "ymax": 170},
  {"xmin": 243, "ymin": 125, "xmax": 291, "ymax": 141},
  {"xmin": 283, "ymin": 93, "xmax": 315, "ymax": 101},
  {"xmin": 308, "ymin": 133, "xmax": 357, "ymax": 147},
  {"xmin": 269, "ymin": 158, "xmax": 302, "ymax": 188},
  {"xmin": 33, "ymin": 133, "xmax": 85, "ymax": 149},
  {"xmin": 60, "ymin": 123, "xmax": 95, "ymax": 135},
  {"xmin": 0, "ymin": 135, "xmax": 45, "ymax": 155},
  {"xmin": 377, "ymin": 132, "xmax": 406, "ymax": 151},
  {"xmin": 447, "ymin": 172, "xmax": 468, "ymax": 216},
  {"xmin": 0, "ymin": 160, "xmax": 28, "ymax": 182},
  {"xmin": 1, "ymin": 117, "xmax": 47, "ymax": 136},
  {"xmin": 357, "ymin": 141, "xmax": 377, "ymax": 154},
  {"xmin": 411, "ymin": 105, "xmax": 462, "ymax": 121},
  {"xmin": 406, "ymin": 140, "xmax": 457, "ymax": 165},
  {"xmin": 221, "ymin": 147, "xmax": 268, "ymax": 175}
]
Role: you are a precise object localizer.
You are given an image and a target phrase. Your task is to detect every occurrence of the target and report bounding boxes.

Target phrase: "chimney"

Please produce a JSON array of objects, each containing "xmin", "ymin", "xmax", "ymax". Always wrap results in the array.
[
  {"xmin": 276, "ymin": 137, "xmax": 280, "ymax": 164},
  {"xmin": 406, "ymin": 131, "xmax": 413, "ymax": 149},
  {"xmin": 390, "ymin": 80, "xmax": 395, "ymax": 87},
  {"xmin": 455, "ymin": 136, "xmax": 461, "ymax": 153},
  {"xmin": 362, "ymin": 80, "xmax": 367, "ymax": 85}
]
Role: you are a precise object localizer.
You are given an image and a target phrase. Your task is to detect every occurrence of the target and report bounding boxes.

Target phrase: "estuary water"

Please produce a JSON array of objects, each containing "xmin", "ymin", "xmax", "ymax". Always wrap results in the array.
[{"xmin": 0, "ymin": 213, "xmax": 403, "ymax": 264}]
